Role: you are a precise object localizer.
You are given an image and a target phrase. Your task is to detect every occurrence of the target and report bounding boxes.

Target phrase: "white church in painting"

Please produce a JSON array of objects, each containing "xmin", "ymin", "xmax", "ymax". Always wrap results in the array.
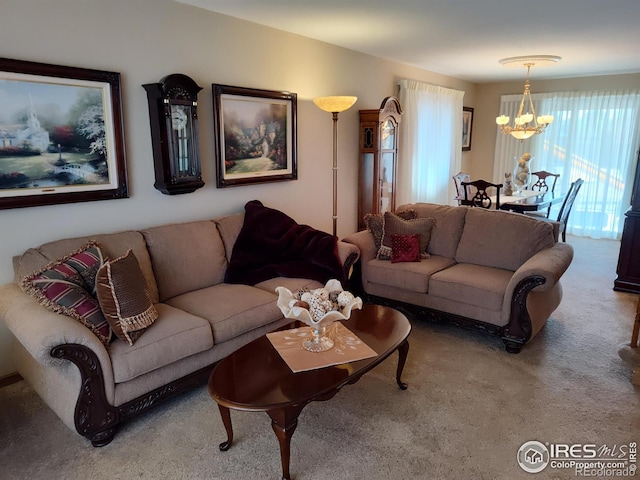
[{"xmin": 0, "ymin": 96, "xmax": 50, "ymax": 152}]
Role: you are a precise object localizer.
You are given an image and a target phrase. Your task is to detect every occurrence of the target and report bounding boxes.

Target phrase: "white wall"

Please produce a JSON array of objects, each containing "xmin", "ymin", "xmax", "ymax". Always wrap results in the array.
[{"xmin": 0, "ymin": 0, "xmax": 476, "ymax": 377}]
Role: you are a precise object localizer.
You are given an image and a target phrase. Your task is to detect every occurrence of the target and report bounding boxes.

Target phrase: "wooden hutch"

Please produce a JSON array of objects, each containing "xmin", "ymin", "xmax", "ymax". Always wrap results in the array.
[{"xmin": 615, "ymin": 149, "xmax": 640, "ymax": 293}]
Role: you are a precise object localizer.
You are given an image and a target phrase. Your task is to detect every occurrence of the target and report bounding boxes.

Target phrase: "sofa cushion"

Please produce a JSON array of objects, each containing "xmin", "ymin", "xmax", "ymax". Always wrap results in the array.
[
  {"xmin": 19, "ymin": 241, "xmax": 112, "ymax": 346},
  {"xmin": 378, "ymin": 212, "xmax": 434, "ymax": 260},
  {"xmin": 142, "ymin": 221, "xmax": 227, "ymax": 301},
  {"xmin": 396, "ymin": 203, "xmax": 468, "ymax": 259},
  {"xmin": 455, "ymin": 208, "xmax": 555, "ymax": 271},
  {"xmin": 364, "ymin": 255, "xmax": 456, "ymax": 294},
  {"xmin": 391, "ymin": 234, "xmax": 421, "ymax": 263},
  {"xmin": 253, "ymin": 277, "xmax": 323, "ymax": 295},
  {"xmin": 215, "ymin": 212, "xmax": 245, "ymax": 263},
  {"xmin": 109, "ymin": 303, "xmax": 213, "ymax": 383},
  {"xmin": 96, "ymin": 250, "xmax": 158, "ymax": 346},
  {"xmin": 165, "ymin": 283, "xmax": 282, "ymax": 344},
  {"xmin": 428, "ymin": 263, "xmax": 513, "ymax": 312}
]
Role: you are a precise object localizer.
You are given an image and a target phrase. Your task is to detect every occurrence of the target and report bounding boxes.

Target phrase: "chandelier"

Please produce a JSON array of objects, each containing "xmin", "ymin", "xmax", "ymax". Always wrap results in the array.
[{"xmin": 496, "ymin": 55, "xmax": 561, "ymax": 140}]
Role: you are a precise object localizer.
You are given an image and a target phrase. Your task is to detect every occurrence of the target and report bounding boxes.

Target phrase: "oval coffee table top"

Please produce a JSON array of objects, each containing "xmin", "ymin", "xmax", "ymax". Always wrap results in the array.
[{"xmin": 208, "ymin": 303, "xmax": 411, "ymax": 411}]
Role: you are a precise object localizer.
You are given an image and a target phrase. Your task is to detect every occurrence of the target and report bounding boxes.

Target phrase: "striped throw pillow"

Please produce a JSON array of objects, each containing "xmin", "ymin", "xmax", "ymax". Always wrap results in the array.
[{"xmin": 20, "ymin": 241, "xmax": 111, "ymax": 346}]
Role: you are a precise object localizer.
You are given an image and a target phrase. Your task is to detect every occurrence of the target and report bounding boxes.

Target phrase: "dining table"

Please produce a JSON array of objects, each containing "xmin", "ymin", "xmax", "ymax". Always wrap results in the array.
[{"xmin": 493, "ymin": 189, "xmax": 566, "ymax": 214}]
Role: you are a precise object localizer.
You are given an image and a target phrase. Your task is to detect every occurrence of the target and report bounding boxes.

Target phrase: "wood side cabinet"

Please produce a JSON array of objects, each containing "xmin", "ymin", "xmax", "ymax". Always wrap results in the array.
[
  {"xmin": 357, "ymin": 96, "xmax": 402, "ymax": 231},
  {"xmin": 615, "ymin": 149, "xmax": 640, "ymax": 292}
]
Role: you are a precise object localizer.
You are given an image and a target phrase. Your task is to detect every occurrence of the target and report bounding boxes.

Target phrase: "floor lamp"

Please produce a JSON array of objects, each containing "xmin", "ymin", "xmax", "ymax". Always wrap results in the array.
[{"xmin": 313, "ymin": 95, "xmax": 357, "ymax": 237}]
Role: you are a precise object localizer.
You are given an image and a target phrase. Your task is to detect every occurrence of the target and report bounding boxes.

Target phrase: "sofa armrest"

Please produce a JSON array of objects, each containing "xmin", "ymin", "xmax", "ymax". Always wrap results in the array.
[
  {"xmin": 341, "ymin": 230, "xmax": 376, "ymax": 262},
  {"xmin": 0, "ymin": 283, "xmax": 115, "ymax": 385},
  {"xmin": 337, "ymin": 241, "xmax": 360, "ymax": 278},
  {"xmin": 508, "ymin": 242, "xmax": 574, "ymax": 293}
]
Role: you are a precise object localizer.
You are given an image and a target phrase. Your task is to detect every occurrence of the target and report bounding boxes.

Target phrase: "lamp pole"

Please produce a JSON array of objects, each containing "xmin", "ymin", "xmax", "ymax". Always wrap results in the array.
[
  {"xmin": 331, "ymin": 111, "xmax": 339, "ymax": 237},
  {"xmin": 312, "ymin": 96, "xmax": 358, "ymax": 237}
]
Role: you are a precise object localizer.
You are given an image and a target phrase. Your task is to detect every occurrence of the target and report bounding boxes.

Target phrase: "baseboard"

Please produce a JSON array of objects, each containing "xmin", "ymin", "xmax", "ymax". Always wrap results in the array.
[{"xmin": 0, "ymin": 372, "xmax": 22, "ymax": 388}]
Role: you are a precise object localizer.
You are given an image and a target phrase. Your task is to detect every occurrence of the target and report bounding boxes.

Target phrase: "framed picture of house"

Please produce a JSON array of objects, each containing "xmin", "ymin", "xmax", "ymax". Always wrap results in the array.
[
  {"xmin": 462, "ymin": 106, "xmax": 474, "ymax": 151},
  {"xmin": 212, "ymin": 84, "xmax": 297, "ymax": 188},
  {"xmin": 0, "ymin": 57, "xmax": 128, "ymax": 210}
]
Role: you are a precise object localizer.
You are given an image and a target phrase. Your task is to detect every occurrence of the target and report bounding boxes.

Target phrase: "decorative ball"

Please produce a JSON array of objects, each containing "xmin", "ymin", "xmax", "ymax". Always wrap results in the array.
[
  {"xmin": 301, "ymin": 292, "xmax": 314, "ymax": 303},
  {"xmin": 295, "ymin": 288, "xmax": 310, "ymax": 300},
  {"xmin": 337, "ymin": 291, "xmax": 355, "ymax": 307},
  {"xmin": 329, "ymin": 291, "xmax": 340, "ymax": 304},
  {"xmin": 320, "ymin": 299, "xmax": 333, "ymax": 312},
  {"xmin": 312, "ymin": 288, "xmax": 330, "ymax": 300},
  {"xmin": 293, "ymin": 300, "xmax": 310, "ymax": 310},
  {"xmin": 307, "ymin": 296, "xmax": 326, "ymax": 321}
]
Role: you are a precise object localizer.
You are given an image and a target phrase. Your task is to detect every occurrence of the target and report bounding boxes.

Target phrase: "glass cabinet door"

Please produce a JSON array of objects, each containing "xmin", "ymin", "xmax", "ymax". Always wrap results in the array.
[
  {"xmin": 379, "ymin": 151, "xmax": 395, "ymax": 214},
  {"xmin": 357, "ymin": 97, "xmax": 402, "ymax": 230},
  {"xmin": 379, "ymin": 119, "xmax": 396, "ymax": 214}
]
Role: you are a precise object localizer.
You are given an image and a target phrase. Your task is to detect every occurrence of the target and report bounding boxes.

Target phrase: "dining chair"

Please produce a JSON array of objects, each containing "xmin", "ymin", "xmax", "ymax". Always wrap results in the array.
[
  {"xmin": 545, "ymin": 178, "xmax": 584, "ymax": 242},
  {"xmin": 452, "ymin": 172, "xmax": 471, "ymax": 205},
  {"xmin": 531, "ymin": 171, "xmax": 560, "ymax": 192},
  {"xmin": 526, "ymin": 171, "xmax": 561, "ymax": 218},
  {"xmin": 460, "ymin": 179, "xmax": 502, "ymax": 209}
]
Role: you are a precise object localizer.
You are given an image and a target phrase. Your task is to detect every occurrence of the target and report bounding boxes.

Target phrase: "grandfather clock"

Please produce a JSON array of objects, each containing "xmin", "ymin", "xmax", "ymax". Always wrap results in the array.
[
  {"xmin": 615, "ymin": 148, "xmax": 640, "ymax": 292},
  {"xmin": 357, "ymin": 96, "xmax": 403, "ymax": 231}
]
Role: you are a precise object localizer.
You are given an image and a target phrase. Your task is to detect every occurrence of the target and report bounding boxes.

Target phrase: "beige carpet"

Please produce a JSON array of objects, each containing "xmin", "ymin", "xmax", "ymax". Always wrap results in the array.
[{"xmin": 1, "ymin": 236, "xmax": 638, "ymax": 480}]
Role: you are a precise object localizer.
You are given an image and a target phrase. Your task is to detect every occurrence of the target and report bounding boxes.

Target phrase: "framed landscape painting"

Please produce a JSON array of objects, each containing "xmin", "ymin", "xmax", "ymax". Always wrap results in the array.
[
  {"xmin": 212, "ymin": 84, "xmax": 297, "ymax": 188},
  {"xmin": 0, "ymin": 58, "xmax": 128, "ymax": 209}
]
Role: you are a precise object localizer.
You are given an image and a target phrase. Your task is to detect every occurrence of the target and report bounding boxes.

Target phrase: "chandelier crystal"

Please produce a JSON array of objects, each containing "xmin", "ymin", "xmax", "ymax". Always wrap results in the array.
[{"xmin": 496, "ymin": 55, "xmax": 561, "ymax": 140}]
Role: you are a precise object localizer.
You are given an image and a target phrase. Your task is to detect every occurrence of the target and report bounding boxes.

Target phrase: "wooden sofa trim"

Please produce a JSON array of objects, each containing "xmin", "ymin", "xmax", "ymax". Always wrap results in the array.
[{"xmin": 51, "ymin": 343, "xmax": 212, "ymax": 447}]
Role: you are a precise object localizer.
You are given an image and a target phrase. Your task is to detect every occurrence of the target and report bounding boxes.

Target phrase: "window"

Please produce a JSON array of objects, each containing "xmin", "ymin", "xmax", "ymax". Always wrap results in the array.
[
  {"xmin": 494, "ymin": 90, "xmax": 640, "ymax": 239},
  {"xmin": 398, "ymin": 79, "xmax": 464, "ymax": 206}
]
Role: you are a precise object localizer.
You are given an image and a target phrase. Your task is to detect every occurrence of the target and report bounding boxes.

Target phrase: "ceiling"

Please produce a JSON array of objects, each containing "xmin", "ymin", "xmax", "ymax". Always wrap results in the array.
[{"xmin": 176, "ymin": 0, "xmax": 640, "ymax": 83}]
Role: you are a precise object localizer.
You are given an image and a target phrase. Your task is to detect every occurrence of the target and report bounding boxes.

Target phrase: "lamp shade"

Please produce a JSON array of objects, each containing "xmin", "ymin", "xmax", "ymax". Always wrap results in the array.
[{"xmin": 313, "ymin": 96, "xmax": 357, "ymax": 113}]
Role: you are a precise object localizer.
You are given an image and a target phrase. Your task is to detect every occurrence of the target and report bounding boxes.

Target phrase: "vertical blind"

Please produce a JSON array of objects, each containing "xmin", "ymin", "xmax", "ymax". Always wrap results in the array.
[
  {"xmin": 398, "ymin": 79, "xmax": 464, "ymax": 206},
  {"xmin": 494, "ymin": 89, "xmax": 640, "ymax": 239}
]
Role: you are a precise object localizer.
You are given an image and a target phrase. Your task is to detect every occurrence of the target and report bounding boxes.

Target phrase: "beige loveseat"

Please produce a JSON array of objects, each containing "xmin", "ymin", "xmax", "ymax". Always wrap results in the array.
[
  {"xmin": 342, "ymin": 203, "xmax": 573, "ymax": 353},
  {"xmin": 0, "ymin": 205, "xmax": 359, "ymax": 446}
]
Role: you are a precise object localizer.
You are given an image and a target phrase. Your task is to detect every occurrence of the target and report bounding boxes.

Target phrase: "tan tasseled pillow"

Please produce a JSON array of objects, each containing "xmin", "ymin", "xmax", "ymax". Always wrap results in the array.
[
  {"xmin": 378, "ymin": 212, "xmax": 435, "ymax": 260},
  {"xmin": 364, "ymin": 210, "xmax": 417, "ymax": 254},
  {"xmin": 96, "ymin": 250, "xmax": 158, "ymax": 346}
]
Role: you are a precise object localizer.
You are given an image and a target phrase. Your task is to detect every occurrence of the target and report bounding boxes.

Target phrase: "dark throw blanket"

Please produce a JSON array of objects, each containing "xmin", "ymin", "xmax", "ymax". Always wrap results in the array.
[{"xmin": 225, "ymin": 200, "xmax": 346, "ymax": 286}]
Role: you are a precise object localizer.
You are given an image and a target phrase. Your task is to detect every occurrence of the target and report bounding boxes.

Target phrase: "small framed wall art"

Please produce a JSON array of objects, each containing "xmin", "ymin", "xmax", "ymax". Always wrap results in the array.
[
  {"xmin": 462, "ymin": 106, "xmax": 474, "ymax": 151},
  {"xmin": 212, "ymin": 84, "xmax": 297, "ymax": 188},
  {"xmin": 0, "ymin": 57, "xmax": 128, "ymax": 209}
]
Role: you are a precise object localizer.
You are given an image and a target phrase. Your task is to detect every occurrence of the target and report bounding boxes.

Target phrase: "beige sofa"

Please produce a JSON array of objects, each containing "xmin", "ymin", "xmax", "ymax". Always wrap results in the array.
[
  {"xmin": 342, "ymin": 203, "xmax": 573, "ymax": 353},
  {"xmin": 0, "ymin": 208, "xmax": 359, "ymax": 446}
]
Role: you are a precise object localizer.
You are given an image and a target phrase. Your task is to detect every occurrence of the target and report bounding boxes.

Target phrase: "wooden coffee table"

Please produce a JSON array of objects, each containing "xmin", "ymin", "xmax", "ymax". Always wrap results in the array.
[{"xmin": 208, "ymin": 304, "xmax": 411, "ymax": 480}]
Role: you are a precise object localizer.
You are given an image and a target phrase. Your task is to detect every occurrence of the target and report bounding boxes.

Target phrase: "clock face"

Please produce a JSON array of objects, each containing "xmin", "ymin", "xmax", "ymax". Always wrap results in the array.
[{"xmin": 170, "ymin": 105, "xmax": 188, "ymax": 130}]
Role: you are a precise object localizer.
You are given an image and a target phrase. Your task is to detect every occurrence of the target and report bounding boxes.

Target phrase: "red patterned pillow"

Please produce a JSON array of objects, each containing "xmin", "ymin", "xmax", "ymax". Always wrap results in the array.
[
  {"xmin": 20, "ymin": 241, "xmax": 111, "ymax": 346},
  {"xmin": 378, "ymin": 212, "xmax": 434, "ymax": 260},
  {"xmin": 391, "ymin": 234, "xmax": 422, "ymax": 263},
  {"xmin": 364, "ymin": 210, "xmax": 417, "ymax": 253}
]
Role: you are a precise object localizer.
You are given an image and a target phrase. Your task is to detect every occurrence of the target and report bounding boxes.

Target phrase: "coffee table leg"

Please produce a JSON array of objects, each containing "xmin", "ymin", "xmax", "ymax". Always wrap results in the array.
[
  {"xmin": 217, "ymin": 404, "xmax": 233, "ymax": 451},
  {"xmin": 267, "ymin": 406, "xmax": 304, "ymax": 480},
  {"xmin": 396, "ymin": 339, "xmax": 409, "ymax": 390}
]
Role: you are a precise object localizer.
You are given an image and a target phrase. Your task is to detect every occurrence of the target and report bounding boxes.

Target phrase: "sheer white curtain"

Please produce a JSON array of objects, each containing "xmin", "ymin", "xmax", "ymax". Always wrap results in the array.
[
  {"xmin": 494, "ymin": 89, "xmax": 640, "ymax": 239},
  {"xmin": 398, "ymin": 79, "xmax": 464, "ymax": 206}
]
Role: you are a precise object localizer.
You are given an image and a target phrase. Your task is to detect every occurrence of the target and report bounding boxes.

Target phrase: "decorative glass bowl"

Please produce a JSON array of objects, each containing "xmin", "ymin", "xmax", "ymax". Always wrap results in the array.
[{"xmin": 276, "ymin": 279, "xmax": 363, "ymax": 352}]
